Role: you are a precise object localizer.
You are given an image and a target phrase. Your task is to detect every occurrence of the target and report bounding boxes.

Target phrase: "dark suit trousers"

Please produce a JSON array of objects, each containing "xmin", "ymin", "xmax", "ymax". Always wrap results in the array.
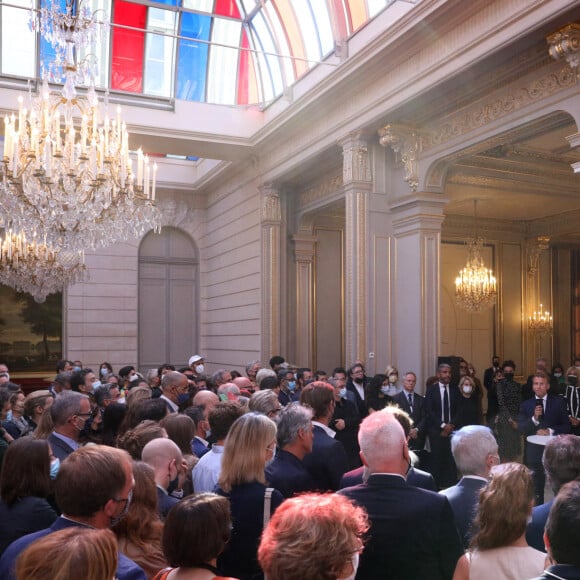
[
  {"xmin": 526, "ymin": 442, "xmax": 546, "ymax": 505},
  {"xmin": 429, "ymin": 433, "xmax": 457, "ymax": 490}
]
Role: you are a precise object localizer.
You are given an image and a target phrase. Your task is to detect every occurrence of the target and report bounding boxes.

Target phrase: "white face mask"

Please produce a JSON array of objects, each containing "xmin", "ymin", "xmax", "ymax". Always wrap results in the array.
[
  {"xmin": 339, "ymin": 552, "xmax": 359, "ymax": 580},
  {"xmin": 195, "ymin": 364, "xmax": 204, "ymax": 374},
  {"xmin": 462, "ymin": 385, "xmax": 473, "ymax": 395}
]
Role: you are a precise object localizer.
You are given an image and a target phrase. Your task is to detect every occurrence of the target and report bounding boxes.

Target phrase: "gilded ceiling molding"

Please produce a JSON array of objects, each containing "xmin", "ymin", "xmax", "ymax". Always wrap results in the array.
[
  {"xmin": 298, "ymin": 174, "xmax": 343, "ymax": 210},
  {"xmin": 547, "ymin": 23, "xmax": 580, "ymax": 70},
  {"xmin": 422, "ymin": 66, "xmax": 577, "ymax": 151},
  {"xmin": 378, "ymin": 124, "xmax": 422, "ymax": 192}
]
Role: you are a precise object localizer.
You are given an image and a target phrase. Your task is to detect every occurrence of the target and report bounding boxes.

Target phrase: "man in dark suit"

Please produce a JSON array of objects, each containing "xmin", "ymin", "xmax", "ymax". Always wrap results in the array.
[
  {"xmin": 393, "ymin": 371, "xmax": 426, "ymax": 459},
  {"xmin": 346, "ymin": 362, "xmax": 369, "ymax": 418},
  {"xmin": 329, "ymin": 376, "xmax": 361, "ymax": 470},
  {"xmin": 47, "ymin": 391, "xmax": 92, "ymax": 461},
  {"xmin": 339, "ymin": 409, "xmax": 463, "ymax": 580},
  {"xmin": 440, "ymin": 425, "xmax": 499, "ymax": 548},
  {"xmin": 0, "ymin": 446, "xmax": 145, "ymax": 580},
  {"xmin": 518, "ymin": 371, "xmax": 571, "ymax": 504},
  {"xmin": 530, "ymin": 480, "xmax": 580, "ymax": 580},
  {"xmin": 526, "ymin": 434, "xmax": 580, "ymax": 552},
  {"xmin": 266, "ymin": 403, "xmax": 316, "ymax": 498},
  {"xmin": 340, "ymin": 403, "xmax": 435, "ymax": 491},
  {"xmin": 483, "ymin": 355, "xmax": 501, "ymax": 391},
  {"xmin": 424, "ymin": 363, "xmax": 460, "ymax": 489},
  {"xmin": 300, "ymin": 382, "xmax": 348, "ymax": 491}
]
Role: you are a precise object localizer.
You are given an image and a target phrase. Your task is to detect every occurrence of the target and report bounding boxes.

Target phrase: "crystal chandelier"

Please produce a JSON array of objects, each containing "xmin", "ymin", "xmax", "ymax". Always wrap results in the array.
[
  {"xmin": 528, "ymin": 304, "xmax": 553, "ymax": 334},
  {"xmin": 454, "ymin": 201, "xmax": 497, "ymax": 313},
  {"xmin": 455, "ymin": 237, "xmax": 497, "ymax": 312},
  {"xmin": 0, "ymin": 229, "xmax": 87, "ymax": 303},
  {"xmin": 0, "ymin": 0, "xmax": 161, "ymax": 252}
]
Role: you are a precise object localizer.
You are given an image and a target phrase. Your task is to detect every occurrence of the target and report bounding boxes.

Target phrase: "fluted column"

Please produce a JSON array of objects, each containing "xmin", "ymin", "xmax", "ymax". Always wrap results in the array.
[
  {"xmin": 340, "ymin": 132, "xmax": 372, "ymax": 366},
  {"xmin": 293, "ymin": 231, "xmax": 316, "ymax": 367},
  {"xmin": 260, "ymin": 186, "xmax": 281, "ymax": 361}
]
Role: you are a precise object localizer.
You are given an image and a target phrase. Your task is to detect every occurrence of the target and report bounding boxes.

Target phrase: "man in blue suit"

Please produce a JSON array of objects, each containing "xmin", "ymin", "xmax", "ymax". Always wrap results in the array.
[
  {"xmin": 300, "ymin": 381, "xmax": 348, "ymax": 491},
  {"xmin": 526, "ymin": 434, "xmax": 580, "ymax": 552},
  {"xmin": 518, "ymin": 371, "xmax": 571, "ymax": 504},
  {"xmin": 266, "ymin": 403, "xmax": 316, "ymax": 498},
  {"xmin": 440, "ymin": 425, "xmax": 499, "ymax": 548},
  {"xmin": 0, "ymin": 446, "xmax": 145, "ymax": 580},
  {"xmin": 339, "ymin": 409, "xmax": 463, "ymax": 580}
]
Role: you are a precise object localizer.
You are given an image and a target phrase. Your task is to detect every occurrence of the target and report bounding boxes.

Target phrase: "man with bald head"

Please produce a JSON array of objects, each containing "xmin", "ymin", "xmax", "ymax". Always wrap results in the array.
[
  {"xmin": 142, "ymin": 438, "xmax": 184, "ymax": 519},
  {"xmin": 339, "ymin": 409, "xmax": 462, "ymax": 580},
  {"xmin": 159, "ymin": 371, "xmax": 189, "ymax": 413}
]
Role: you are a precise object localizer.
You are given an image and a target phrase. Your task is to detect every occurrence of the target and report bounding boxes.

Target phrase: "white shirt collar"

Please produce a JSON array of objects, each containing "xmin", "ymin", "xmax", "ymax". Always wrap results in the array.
[{"xmin": 312, "ymin": 420, "xmax": 335, "ymax": 438}]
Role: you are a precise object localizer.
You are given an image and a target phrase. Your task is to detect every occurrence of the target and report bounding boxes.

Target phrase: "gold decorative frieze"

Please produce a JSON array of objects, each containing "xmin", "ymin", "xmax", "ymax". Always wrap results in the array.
[
  {"xmin": 422, "ymin": 67, "xmax": 577, "ymax": 150},
  {"xmin": 298, "ymin": 175, "xmax": 343, "ymax": 209}
]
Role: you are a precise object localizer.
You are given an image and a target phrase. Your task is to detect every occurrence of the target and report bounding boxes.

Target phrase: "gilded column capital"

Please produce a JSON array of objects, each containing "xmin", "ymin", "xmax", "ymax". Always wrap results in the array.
[
  {"xmin": 260, "ymin": 185, "xmax": 281, "ymax": 224},
  {"xmin": 378, "ymin": 123, "xmax": 423, "ymax": 192},
  {"xmin": 547, "ymin": 23, "xmax": 580, "ymax": 70},
  {"xmin": 292, "ymin": 232, "xmax": 317, "ymax": 262},
  {"xmin": 339, "ymin": 133, "xmax": 372, "ymax": 184}
]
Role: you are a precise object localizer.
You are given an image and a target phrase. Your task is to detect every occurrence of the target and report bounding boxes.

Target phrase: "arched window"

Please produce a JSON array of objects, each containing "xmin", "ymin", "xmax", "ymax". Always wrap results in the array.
[{"xmin": 138, "ymin": 227, "xmax": 199, "ymax": 368}]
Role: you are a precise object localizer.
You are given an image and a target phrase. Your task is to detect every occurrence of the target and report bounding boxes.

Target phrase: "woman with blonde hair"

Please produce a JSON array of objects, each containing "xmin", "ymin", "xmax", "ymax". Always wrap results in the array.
[
  {"xmin": 258, "ymin": 493, "xmax": 368, "ymax": 580},
  {"xmin": 216, "ymin": 413, "xmax": 283, "ymax": 580},
  {"xmin": 453, "ymin": 462, "xmax": 546, "ymax": 580},
  {"xmin": 15, "ymin": 527, "xmax": 118, "ymax": 580},
  {"xmin": 113, "ymin": 461, "xmax": 167, "ymax": 578}
]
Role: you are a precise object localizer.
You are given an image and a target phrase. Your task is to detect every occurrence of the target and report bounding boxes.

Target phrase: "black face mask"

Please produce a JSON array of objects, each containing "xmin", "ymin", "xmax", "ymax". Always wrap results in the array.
[
  {"xmin": 503, "ymin": 372, "xmax": 514, "ymax": 382},
  {"xmin": 568, "ymin": 376, "xmax": 578, "ymax": 387},
  {"xmin": 167, "ymin": 472, "xmax": 179, "ymax": 495}
]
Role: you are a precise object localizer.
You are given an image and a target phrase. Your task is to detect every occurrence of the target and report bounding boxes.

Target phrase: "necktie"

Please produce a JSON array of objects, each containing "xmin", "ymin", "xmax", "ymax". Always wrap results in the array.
[
  {"xmin": 443, "ymin": 387, "xmax": 450, "ymax": 424},
  {"xmin": 408, "ymin": 393, "xmax": 413, "ymax": 410}
]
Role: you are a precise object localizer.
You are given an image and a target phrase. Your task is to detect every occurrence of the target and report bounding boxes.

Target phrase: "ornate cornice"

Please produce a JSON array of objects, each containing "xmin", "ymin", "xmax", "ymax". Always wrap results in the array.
[
  {"xmin": 378, "ymin": 124, "xmax": 422, "ymax": 191},
  {"xmin": 298, "ymin": 174, "xmax": 343, "ymax": 210},
  {"xmin": 422, "ymin": 65, "xmax": 577, "ymax": 151},
  {"xmin": 547, "ymin": 23, "xmax": 580, "ymax": 70}
]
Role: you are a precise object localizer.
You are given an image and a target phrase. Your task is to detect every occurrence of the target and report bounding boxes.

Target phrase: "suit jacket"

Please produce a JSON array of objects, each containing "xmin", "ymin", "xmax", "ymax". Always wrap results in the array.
[
  {"xmin": 339, "ymin": 466, "xmax": 436, "ymax": 492},
  {"xmin": 517, "ymin": 394, "xmax": 570, "ymax": 437},
  {"xmin": 0, "ymin": 516, "xmax": 146, "ymax": 580},
  {"xmin": 530, "ymin": 565, "xmax": 580, "ymax": 580},
  {"xmin": 346, "ymin": 377, "xmax": 369, "ymax": 418},
  {"xmin": 339, "ymin": 474, "xmax": 463, "ymax": 580},
  {"xmin": 392, "ymin": 391, "xmax": 427, "ymax": 448},
  {"xmin": 157, "ymin": 487, "xmax": 179, "ymax": 520},
  {"xmin": 302, "ymin": 425, "xmax": 348, "ymax": 491},
  {"xmin": 526, "ymin": 499, "xmax": 552, "ymax": 552},
  {"xmin": 47, "ymin": 432, "xmax": 76, "ymax": 462},
  {"xmin": 439, "ymin": 476, "xmax": 487, "ymax": 548},
  {"xmin": 265, "ymin": 449, "xmax": 316, "ymax": 498},
  {"xmin": 483, "ymin": 366, "xmax": 499, "ymax": 390},
  {"xmin": 191, "ymin": 437, "xmax": 210, "ymax": 459},
  {"xmin": 424, "ymin": 383, "xmax": 460, "ymax": 435}
]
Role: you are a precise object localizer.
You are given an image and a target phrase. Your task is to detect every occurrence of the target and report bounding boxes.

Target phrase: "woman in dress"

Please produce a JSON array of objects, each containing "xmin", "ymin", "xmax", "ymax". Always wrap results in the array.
[
  {"xmin": 452, "ymin": 463, "xmax": 546, "ymax": 580},
  {"xmin": 455, "ymin": 376, "xmax": 481, "ymax": 429},
  {"xmin": 565, "ymin": 368, "xmax": 580, "ymax": 435},
  {"xmin": 495, "ymin": 360, "xmax": 522, "ymax": 461},
  {"xmin": 216, "ymin": 413, "xmax": 283, "ymax": 580}
]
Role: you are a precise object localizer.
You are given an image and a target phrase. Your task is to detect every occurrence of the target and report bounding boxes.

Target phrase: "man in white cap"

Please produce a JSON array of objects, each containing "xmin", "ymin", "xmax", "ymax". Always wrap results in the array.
[{"xmin": 188, "ymin": 355, "xmax": 205, "ymax": 379}]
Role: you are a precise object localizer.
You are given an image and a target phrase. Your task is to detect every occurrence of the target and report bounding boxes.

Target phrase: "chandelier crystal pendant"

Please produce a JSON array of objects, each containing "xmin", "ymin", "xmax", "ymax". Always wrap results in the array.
[
  {"xmin": 0, "ymin": 0, "xmax": 161, "ymax": 252},
  {"xmin": 0, "ymin": 229, "xmax": 87, "ymax": 303}
]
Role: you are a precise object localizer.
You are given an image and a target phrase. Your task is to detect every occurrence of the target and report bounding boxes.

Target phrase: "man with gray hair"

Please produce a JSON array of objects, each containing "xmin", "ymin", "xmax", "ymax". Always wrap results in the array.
[
  {"xmin": 48, "ymin": 391, "xmax": 92, "ymax": 461},
  {"xmin": 526, "ymin": 434, "xmax": 580, "ymax": 552},
  {"xmin": 338, "ymin": 409, "xmax": 462, "ymax": 579},
  {"xmin": 265, "ymin": 403, "xmax": 316, "ymax": 498},
  {"xmin": 440, "ymin": 425, "xmax": 499, "ymax": 547}
]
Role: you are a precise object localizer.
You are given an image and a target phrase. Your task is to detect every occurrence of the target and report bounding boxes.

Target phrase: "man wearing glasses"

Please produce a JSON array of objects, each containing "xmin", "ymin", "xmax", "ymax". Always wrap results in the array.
[{"xmin": 48, "ymin": 391, "xmax": 92, "ymax": 461}]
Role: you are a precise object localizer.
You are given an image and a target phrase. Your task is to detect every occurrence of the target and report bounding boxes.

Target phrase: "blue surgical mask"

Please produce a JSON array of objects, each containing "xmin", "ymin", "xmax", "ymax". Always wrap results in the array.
[
  {"xmin": 288, "ymin": 381, "xmax": 296, "ymax": 391},
  {"xmin": 91, "ymin": 380, "xmax": 102, "ymax": 392},
  {"xmin": 380, "ymin": 386, "xmax": 390, "ymax": 395},
  {"xmin": 50, "ymin": 458, "xmax": 60, "ymax": 480},
  {"xmin": 177, "ymin": 393, "xmax": 190, "ymax": 405},
  {"xmin": 339, "ymin": 388, "xmax": 347, "ymax": 398},
  {"xmin": 73, "ymin": 366, "xmax": 81, "ymax": 373},
  {"xmin": 100, "ymin": 368, "xmax": 109, "ymax": 377}
]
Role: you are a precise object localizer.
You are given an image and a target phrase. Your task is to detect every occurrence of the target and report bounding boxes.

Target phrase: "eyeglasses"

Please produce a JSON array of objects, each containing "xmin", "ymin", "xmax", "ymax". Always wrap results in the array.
[
  {"xmin": 112, "ymin": 489, "xmax": 133, "ymax": 510},
  {"xmin": 75, "ymin": 412, "xmax": 92, "ymax": 418}
]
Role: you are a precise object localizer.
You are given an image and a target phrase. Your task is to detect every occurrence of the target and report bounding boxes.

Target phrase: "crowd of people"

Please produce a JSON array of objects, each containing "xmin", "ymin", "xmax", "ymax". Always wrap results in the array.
[{"xmin": 0, "ymin": 354, "xmax": 579, "ymax": 579}]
